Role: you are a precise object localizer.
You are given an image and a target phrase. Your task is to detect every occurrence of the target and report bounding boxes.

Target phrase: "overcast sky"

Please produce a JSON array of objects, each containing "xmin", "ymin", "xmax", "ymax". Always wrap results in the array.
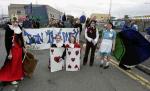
[{"xmin": 0, "ymin": 0, "xmax": 150, "ymax": 18}]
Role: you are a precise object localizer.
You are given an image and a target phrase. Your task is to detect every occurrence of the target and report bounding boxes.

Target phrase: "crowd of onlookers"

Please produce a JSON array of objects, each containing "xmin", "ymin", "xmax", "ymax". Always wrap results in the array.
[{"xmin": 20, "ymin": 16, "xmax": 83, "ymax": 34}]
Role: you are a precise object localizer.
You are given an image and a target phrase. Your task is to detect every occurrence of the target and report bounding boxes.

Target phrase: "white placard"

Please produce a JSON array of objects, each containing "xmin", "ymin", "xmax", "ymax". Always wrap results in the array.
[
  {"xmin": 50, "ymin": 48, "xmax": 65, "ymax": 72},
  {"xmin": 66, "ymin": 48, "xmax": 80, "ymax": 71}
]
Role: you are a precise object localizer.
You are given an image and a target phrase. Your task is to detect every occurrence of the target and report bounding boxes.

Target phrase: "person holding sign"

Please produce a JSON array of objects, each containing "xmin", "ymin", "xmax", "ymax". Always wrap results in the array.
[
  {"xmin": 48, "ymin": 34, "xmax": 66, "ymax": 70},
  {"xmin": 83, "ymin": 20, "xmax": 99, "ymax": 66},
  {"xmin": 65, "ymin": 36, "xmax": 80, "ymax": 48},
  {"xmin": 51, "ymin": 34, "xmax": 65, "ymax": 48},
  {"xmin": 65, "ymin": 36, "xmax": 80, "ymax": 71}
]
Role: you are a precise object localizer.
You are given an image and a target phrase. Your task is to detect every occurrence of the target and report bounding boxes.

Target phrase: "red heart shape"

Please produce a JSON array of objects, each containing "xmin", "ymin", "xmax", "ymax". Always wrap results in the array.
[
  {"xmin": 75, "ymin": 50, "xmax": 79, "ymax": 55},
  {"xmin": 54, "ymin": 56, "xmax": 61, "ymax": 63},
  {"xmin": 71, "ymin": 58, "xmax": 75, "ymax": 62},
  {"xmin": 75, "ymin": 65, "xmax": 78, "ymax": 68},
  {"xmin": 68, "ymin": 65, "xmax": 71, "ymax": 69},
  {"xmin": 51, "ymin": 49, "xmax": 54, "ymax": 54},
  {"xmin": 68, "ymin": 51, "xmax": 71, "ymax": 55},
  {"xmin": 75, "ymin": 65, "xmax": 79, "ymax": 70}
]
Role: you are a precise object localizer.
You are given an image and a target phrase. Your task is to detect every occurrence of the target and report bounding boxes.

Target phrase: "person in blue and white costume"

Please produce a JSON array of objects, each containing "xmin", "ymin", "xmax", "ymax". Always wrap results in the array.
[{"xmin": 98, "ymin": 22, "xmax": 116, "ymax": 69}]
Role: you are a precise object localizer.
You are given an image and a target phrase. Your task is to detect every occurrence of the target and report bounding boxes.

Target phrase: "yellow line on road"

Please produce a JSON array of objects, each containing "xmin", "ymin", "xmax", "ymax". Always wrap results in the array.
[
  {"xmin": 139, "ymin": 64, "xmax": 150, "ymax": 71},
  {"xmin": 110, "ymin": 59, "xmax": 150, "ymax": 89}
]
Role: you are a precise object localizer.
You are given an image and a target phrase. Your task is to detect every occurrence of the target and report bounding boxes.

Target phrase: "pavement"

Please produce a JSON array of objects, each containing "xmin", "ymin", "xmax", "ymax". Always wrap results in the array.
[{"xmin": 0, "ymin": 28, "xmax": 150, "ymax": 91}]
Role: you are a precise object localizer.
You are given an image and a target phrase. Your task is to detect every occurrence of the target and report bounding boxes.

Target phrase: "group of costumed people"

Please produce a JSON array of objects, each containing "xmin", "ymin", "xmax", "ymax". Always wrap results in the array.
[
  {"xmin": 48, "ymin": 34, "xmax": 80, "ymax": 69},
  {"xmin": 83, "ymin": 19, "xmax": 150, "ymax": 70},
  {"xmin": 0, "ymin": 17, "xmax": 80, "ymax": 85},
  {"xmin": 0, "ymin": 15, "xmax": 150, "ymax": 86},
  {"xmin": 114, "ymin": 20, "xmax": 150, "ymax": 70},
  {"xmin": 83, "ymin": 20, "xmax": 116, "ymax": 69}
]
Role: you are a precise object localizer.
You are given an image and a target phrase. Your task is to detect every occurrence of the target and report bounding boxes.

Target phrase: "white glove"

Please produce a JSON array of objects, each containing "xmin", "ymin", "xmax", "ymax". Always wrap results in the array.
[
  {"xmin": 8, "ymin": 53, "xmax": 12, "ymax": 60},
  {"xmin": 92, "ymin": 39, "xmax": 97, "ymax": 45},
  {"xmin": 88, "ymin": 38, "xmax": 93, "ymax": 42}
]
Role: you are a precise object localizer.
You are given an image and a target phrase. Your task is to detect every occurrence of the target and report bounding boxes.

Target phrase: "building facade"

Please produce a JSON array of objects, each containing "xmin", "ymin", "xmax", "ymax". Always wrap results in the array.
[
  {"xmin": 90, "ymin": 13, "xmax": 110, "ymax": 22},
  {"xmin": 8, "ymin": 4, "xmax": 63, "ymax": 24}
]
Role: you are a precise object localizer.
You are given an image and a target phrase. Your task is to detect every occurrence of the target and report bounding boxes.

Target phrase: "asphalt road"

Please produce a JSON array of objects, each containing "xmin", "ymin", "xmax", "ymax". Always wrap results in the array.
[{"xmin": 0, "ymin": 28, "xmax": 150, "ymax": 91}]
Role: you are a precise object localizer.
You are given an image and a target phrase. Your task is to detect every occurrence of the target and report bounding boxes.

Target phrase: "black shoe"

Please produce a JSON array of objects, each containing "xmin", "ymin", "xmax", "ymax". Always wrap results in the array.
[
  {"xmin": 0, "ymin": 82, "xmax": 10, "ymax": 86},
  {"xmin": 104, "ymin": 65, "xmax": 109, "ymax": 69},
  {"xmin": 83, "ymin": 63, "xmax": 86, "ymax": 66},
  {"xmin": 89, "ymin": 61, "xmax": 94, "ymax": 67},
  {"xmin": 99, "ymin": 64, "xmax": 103, "ymax": 67},
  {"xmin": 48, "ymin": 66, "xmax": 50, "ymax": 69},
  {"xmin": 89, "ymin": 63, "xmax": 93, "ymax": 67},
  {"xmin": 83, "ymin": 62, "xmax": 87, "ymax": 66},
  {"xmin": 0, "ymin": 82, "xmax": 4, "ymax": 86},
  {"xmin": 119, "ymin": 64, "xmax": 131, "ymax": 70}
]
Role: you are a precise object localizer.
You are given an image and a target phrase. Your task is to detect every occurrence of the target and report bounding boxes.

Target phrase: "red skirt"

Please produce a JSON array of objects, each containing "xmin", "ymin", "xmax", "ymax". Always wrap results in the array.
[{"xmin": 0, "ymin": 43, "xmax": 24, "ymax": 82}]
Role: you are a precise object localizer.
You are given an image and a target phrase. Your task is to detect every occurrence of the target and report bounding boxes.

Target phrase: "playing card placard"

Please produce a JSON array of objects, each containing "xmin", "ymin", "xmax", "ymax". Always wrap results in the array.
[
  {"xmin": 66, "ymin": 48, "xmax": 80, "ymax": 71},
  {"xmin": 50, "ymin": 48, "xmax": 65, "ymax": 72}
]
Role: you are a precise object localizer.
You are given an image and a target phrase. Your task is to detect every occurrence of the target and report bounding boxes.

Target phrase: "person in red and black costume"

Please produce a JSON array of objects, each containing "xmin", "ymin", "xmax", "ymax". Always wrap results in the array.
[
  {"xmin": 65, "ymin": 36, "xmax": 80, "ymax": 48},
  {"xmin": 0, "ymin": 17, "xmax": 25, "ymax": 85},
  {"xmin": 83, "ymin": 20, "xmax": 99, "ymax": 66}
]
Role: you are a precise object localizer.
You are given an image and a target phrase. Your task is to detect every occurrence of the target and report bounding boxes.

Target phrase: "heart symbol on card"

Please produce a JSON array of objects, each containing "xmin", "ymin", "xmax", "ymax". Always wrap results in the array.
[
  {"xmin": 68, "ymin": 51, "xmax": 71, "ymax": 55},
  {"xmin": 68, "ymin": 65, "xmax": 72, "ymax": 69},
  {"xmin": 75, "ymin": 50, "xmax": 79, "ymax": 55},
  {"xmin": 75, "ymin": 65, "xmax": 78, "ymax": 69},
  {"xmin": 75, "ymin": 65, "xmax": 79, "ymax": 70},
  {"xmin": 71, "ymin": 58, "xmax": 75, "ymax": 62},
  {"xmin": 51, "ymin": 49, "xmax": 54, "ymax": 54},
  {"xmin": 54, "ymin": 56, "xmax": 61, "ymax": 63}
]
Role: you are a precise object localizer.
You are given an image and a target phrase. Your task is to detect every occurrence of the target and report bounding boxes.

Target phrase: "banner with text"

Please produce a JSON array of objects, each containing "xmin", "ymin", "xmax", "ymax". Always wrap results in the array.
[{"xmin": 23, "ymin": 28, "xmax": 79, "ymax": 50}]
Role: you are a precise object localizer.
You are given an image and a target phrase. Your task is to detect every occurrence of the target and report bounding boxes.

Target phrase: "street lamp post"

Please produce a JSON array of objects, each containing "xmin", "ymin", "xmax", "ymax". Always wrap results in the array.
[{"xmin": 108, "ymin": 0, "xmax": 112, "ymax": 21}]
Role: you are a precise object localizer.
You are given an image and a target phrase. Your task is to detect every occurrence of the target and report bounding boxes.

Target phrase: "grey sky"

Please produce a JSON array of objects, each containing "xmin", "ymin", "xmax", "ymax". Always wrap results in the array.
[{"xmin": 0, "ymin": 0, "xmax": 150, "ymax": 18}]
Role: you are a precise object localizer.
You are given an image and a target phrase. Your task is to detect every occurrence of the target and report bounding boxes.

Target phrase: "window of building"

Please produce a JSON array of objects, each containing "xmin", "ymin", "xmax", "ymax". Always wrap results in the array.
[{"xmin": 17, "ymin": 10, "xmax": 21, "ymax": 14}]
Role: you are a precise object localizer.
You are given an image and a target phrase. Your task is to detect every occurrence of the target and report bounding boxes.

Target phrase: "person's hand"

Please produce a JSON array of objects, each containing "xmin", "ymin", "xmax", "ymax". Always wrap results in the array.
[
  {"xmin": 23, "ymin": 48, "xmax": 27, "ymax": 53},
  {"xmin": 88, "ymin": 38, "xmax": 92, "ymax": 42},
  {"xmin": 92, "ymin": 39, "xmax": 96, "ymax": 45},
  {"xmin": 83, "ymin": 43, "xmax": 86, "ymax": 49},
  {"xmin": 8, "ymin": 53, "xmax": 12, "ymax": 60},
  {"xmin": 91, "ymin": 39, "xmax": 94, "ymax": 43},
  {"xmin": 59, "ymin": 58, "xmax": 63, "ymax": 62}
]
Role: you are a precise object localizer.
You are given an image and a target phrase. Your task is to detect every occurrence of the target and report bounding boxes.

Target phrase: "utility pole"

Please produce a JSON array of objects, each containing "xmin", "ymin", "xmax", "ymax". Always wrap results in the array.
[
  {"xmin": 108, "ymin": 0, "xmax": 112, "ymax": 21},
  {"xmin": 1, "ymin": 8, "xmax": 3, "ymax": 19}
]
